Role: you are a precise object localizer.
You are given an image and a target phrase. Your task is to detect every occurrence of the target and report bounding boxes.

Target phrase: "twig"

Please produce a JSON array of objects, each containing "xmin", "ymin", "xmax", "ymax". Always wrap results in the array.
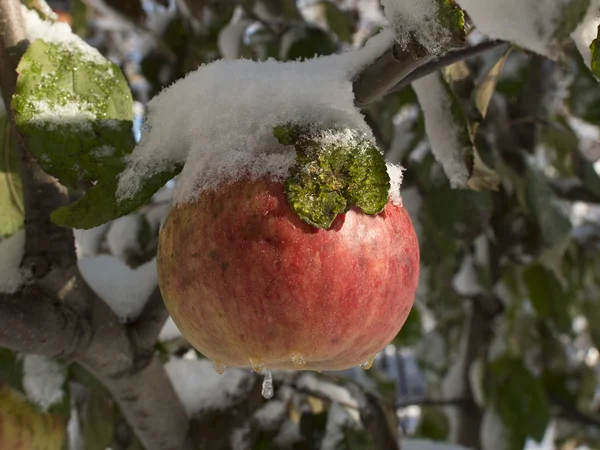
[
  {"xmin": 395, "ymin": 397, "xmax": 471, "ymax": 409},
  {"xmin": 388, "ymin": 40, "xmax": 509, "ymax": 93},
  {"xmin": 549, "ymin": 393, "xmax": 600, "ymax": 429}
]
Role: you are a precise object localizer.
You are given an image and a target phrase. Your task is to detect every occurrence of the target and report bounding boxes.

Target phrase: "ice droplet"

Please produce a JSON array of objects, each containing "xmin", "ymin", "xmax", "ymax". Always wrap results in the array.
[
  {"xmin": 360, "ymin": 355, "xmax": 376, "ymax": 370},
  {"xmin": 261, "ymin": 370, "xmax": 274, "ymax": 399},
  {"xmin": 212, "ymin": 360, "xmax": 227, "ymax": 375},
  {"xmin": 249, "ymin": 357, "xmax": 264, "ymax": 373},
  {"xmin": 290, "ymin": 352, "xmax": 306, "ymax": 369}
]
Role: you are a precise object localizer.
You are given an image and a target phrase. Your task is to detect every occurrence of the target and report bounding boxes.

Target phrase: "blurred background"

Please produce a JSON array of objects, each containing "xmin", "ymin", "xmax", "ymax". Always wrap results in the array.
[{"xmin": 3, "ymin": 0, "xmax": 600, "ymax": 449}]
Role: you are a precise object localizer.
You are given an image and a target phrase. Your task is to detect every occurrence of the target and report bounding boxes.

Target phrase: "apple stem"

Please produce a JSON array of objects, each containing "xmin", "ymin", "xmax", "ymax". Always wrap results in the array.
[{"xmin": 261, "ymin": 370, "xmax": 274, "ymax": 399}]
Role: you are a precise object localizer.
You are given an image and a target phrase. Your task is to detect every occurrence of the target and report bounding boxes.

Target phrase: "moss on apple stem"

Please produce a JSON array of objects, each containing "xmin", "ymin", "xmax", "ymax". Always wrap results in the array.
[{"xmin": 273, "ymin": 124, "xmax": 390, "ymax": 229}]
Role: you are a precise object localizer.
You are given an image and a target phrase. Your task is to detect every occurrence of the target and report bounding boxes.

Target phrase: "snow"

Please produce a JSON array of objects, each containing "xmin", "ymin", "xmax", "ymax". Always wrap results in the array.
[
  {"xmin": 412, "ymin": 73, "xmax": 470, "ymax": 188},
  {"xmin": 273, "ymin": 420, "xmax": 303, "ymax": 448},
  {"xmin": 0, "ymin": 230, "xmax": 25, "ymax": 294},
  {"xmin": 295, "ymin": 373, "xmax": 358, "ymax": 408},
  {"xmin": 455, "ymin": 0, "xmax": 580, "ymax": 58},
  {"xmin": 571, "ymin": 0, "xmax": 600, "ymax": 71},
  {"xmin": 74, "ymin": 224, "xmax": 109, "ymax": 258},
  {"xmin": 22, "ymin": 5, "xmax": 105, "ymax": 63},
  {"xmin": 158, "ymin": 317, "xmax": 183, "ymax": 342},
  {"xmin": 480, "ymin": 406, "xmax": 510, "ymax": 450},
  {"xmin": 77, "ymin": 255, "xmax": 157, "ymax": 322},
  {"xmin": 116, "ymin": 28, "xmax": 405, "ymax": 208},
  {"xmin": 22, "ymin": 354, "xmax": 66, "ymax": 412},
  {"xmin": 452, "ymin": 254, "xmax": 484, "ymax": 296},
  {"xmin": 381, "ymin": 0, "xmax": 452, "ymax": 53},
  {"xmin": 164, "ymin": 358, "xmax": 253, "ymax": 416},
  {"xmin": 321, "ymin": 402, "xmax": 358, "ymax": 450},
  {"xmin": 106, "ymin": 215, "xmax": 141, "ymax": 261},
  {"xmin": 253, "ymin": 400, "xmax": 286, "ymax": 430}
]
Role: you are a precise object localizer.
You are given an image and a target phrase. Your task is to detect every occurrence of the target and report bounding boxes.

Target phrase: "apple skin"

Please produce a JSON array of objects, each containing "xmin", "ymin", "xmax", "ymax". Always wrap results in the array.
[{"xmin": 157, "ymin": 176, "xmax": 419, "ymax": 371}]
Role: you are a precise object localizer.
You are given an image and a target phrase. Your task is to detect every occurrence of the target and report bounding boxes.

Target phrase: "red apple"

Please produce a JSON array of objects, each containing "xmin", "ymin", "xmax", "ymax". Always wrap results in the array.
[{"xmin": 157, "ymin": 176, "xmax": 419, "ymax": 371}]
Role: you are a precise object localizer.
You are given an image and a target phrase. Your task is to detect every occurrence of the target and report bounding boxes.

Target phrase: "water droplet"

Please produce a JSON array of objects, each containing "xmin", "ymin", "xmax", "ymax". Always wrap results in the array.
[
  {"xmin": 212, "ymin": 360, "xmax": 226, "ymax": 375},
  {"xmin": 360, "ymin": 355, "xmax": 376, "ymax": 370},
  {"xmin": 249, "ymin": 357, "xmax": 264, "ymax": 373},
  {"xmin": 290, "ymin": 352, "xmax": 306, "ymax": 369},
  {"xmin": 261, "ymin": 370, "xmax": 274, "ymax": 399}
]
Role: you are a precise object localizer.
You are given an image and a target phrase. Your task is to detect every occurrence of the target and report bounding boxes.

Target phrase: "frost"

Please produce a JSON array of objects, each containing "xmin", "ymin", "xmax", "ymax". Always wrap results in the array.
[
  {"xmin": 412, "ymin": 73, "xmax": 470, "ymax": 188},
  {"xmin": 116, "ymin": 28, "xmax": 404, "ymax": 209},
  {"xmin": 571, "ymin": 0, "xmax": 600, "ymax": 71},
  {"xmin": 381, "ymin": 0, "xmax": 451, "ymax": 53},
  {"xmin": 0, "ymin": 230, "xmax": 25, "ymax": 294},
  {"xmin": 253, "ymin": 400, "xmax": 286, "ymax": 430},
  {"xmin": 78, "ymin": 255, "xmax": 157, "ymax": 322},
  {"xmin": 455, "ymin": 0, "xmax": 583, "ymax": 58},
  {"xmin": 22, "ymin": 5, "xmax": 105, "ymax": 64},
  {"xmin": 164, "ymin": 358, "xmax": 253, "ymax": 416},
  {"xmin": 22, "ymin": 354, "xmax": 66, "ymax": 412}
]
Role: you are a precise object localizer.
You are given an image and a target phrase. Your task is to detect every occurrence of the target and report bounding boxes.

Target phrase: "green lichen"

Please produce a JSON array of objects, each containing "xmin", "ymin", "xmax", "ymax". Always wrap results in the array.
[
  {"xmin": 275, "ymin": 124, "xmax": 390, "ymax": 229},
  {"xmin": 436, "ymin": 0, "xmax": 466, "ymax": 49}
]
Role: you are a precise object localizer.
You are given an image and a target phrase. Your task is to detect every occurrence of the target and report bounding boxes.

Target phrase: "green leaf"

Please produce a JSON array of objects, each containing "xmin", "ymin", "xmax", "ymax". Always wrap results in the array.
[
  {"xmin": 553, "ymin": 0, "xmax": 592, "ymax": 42},
  {"xmin": 525, "ymin": 161, "xmax": 572, "ymax": 248},
  {"xmin": 81, "ymin": 390, "xmax": 116, "ymax": 450},
  {"xmin": 590, "ymin": 24, "xmax": 600, "ymax": 78},
  {"xmin": 0, "ymin": 348, "xmax": 24, "ymax": 393},
  {"xmin": 275, "ymin": 125, "xmax": 390, "ymax": 229},
  {"xmin": 523, "ymin": 264, "xmax": 570, "ymax": 332},
  {"xmin": 282, "ymin": 25, "xmax": 336, "ymax": 61},
  {"xmin": 0, "ymin": 115, "xmax": 24, "ymax": 238},
  {"xmin": 12, "ymin": 39, "xmax": 135, "ymax": 189},
  {"xmin": 51, "ymin": 164, "xmax": 182, "ymax": 229},
  {"xmin": 490, "ymin": 357, "xmax": 551, "ymax": 446},
  {"xmin": 322, "ymin": 1, "xmax": 352, "ymax": 43},
  {"xmin": 70, "ymin": 0, "xmax": 89, "ymax": 38},
  {"xmin": 393, "ymin": 307, "xmax": 422, "ymax": 346}
]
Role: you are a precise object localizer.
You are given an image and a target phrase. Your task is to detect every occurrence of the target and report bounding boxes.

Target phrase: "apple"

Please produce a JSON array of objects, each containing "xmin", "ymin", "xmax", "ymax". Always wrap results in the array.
[
  {"xmin": 0, "ymin": 383, "xmax": 66, "ymax": 450},
  {"xmin": 157, "ymin": 175, "xmax": 419, "ymax": 372}
]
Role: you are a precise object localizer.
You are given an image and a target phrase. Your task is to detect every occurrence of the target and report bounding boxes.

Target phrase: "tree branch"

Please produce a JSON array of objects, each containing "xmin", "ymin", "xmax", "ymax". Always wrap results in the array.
[
  {"xmin": 0, "ymin": 0, "xmax": 76, "ymax": 279},
  {"xmin": 131, "ymin": 286, "xmax": 170, "ymax": 355},
  {"xmin": 353, "ymin": 43, "xmax": 434, "ymax": 107},
  {"xmin": 388, "ymin": 40, "xmax": 508, "ymax": 94}
]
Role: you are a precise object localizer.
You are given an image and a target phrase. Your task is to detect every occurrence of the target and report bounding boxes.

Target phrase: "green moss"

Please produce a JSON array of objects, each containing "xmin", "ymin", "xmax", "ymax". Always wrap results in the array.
[{"xmin": 275, "ymin": 124, "xmax": 390, "ymax": 229}]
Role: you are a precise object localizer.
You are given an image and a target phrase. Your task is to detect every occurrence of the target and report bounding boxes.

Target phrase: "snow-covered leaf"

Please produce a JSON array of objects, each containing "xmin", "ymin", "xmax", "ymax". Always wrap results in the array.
[
  {"xmin": 78, "ymin": 255, "xmax": 157, "ymax": 322},
  {"xmin": 22, "ymin": 355, "xmax": 69, "ymax": 415},
  {"xmin": 13, "ymin": 39, "xmax": 135, "ymax": 189},
  {"xmin": 524, "ymin": 264, "xmax": 570, "ymax": 332},
  {"xmin": 413, "ymin": 72, "xmax": 500, "ymax": 191},
  {"xmin": 382, "ymin": 0, "xmax": 466, "ymax": 54}
]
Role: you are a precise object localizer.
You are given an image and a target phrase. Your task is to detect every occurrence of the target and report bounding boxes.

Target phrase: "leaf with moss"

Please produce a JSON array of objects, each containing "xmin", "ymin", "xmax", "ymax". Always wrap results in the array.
[
  {"xmin": 436, "ymin": 0, "xmax": 466, "ymax": 48},
  {"xmin": 12, "ymin": 39, "xmax": 135, "ymax": 189},
  {"xmin": 275, "ymin": 125, "xmax": 390, "ymax": 229},
  {"xmin": 51, "ymin": 164, "xmax": 183, "ymax": 229}
]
